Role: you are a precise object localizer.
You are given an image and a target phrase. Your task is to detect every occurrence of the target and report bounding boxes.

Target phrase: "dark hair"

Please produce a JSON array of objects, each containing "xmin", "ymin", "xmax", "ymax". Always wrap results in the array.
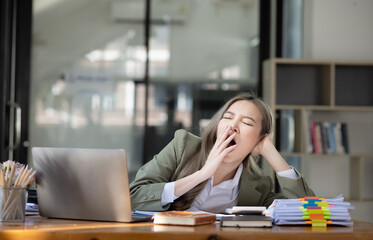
[{"xmin": 170, "ymin": 93, "xmax": 273, "ymax": 210}]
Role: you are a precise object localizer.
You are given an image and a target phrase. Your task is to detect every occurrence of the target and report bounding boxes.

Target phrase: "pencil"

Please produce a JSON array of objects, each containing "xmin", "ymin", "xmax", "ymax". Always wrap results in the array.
[
  {"xmin": 14, "ymin": 165, "xmax": 25, "ymax": 187},
  {"xmin": 0, "ymin": 170, "xmax": 4, "ymax": 186}
]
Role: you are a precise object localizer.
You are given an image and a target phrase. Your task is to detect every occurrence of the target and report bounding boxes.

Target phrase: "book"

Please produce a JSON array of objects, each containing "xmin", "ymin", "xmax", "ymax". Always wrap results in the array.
[
  {"xmin": 220, "ymin": 215, "xmax": 273, "ymax": 228},
  {"xmin": 226, "ymin": 206, "xmax": 266, "ymax": 215},
  {"xmin": 321, "ymin": 122, "xmax": 331, "ymax": 153},
  {"xmin": 328, "ymin": 122, "xmax": 336, "ymax": 154},
  {"xmin": 311, "ymin": 121, "xmax": 319, "ymax": 153},
  {"xmin": 341, "ymin": 123, "xmax": 349, "ymax": 153},
  {"xmin": 153, "ymin": 211, "xmax": 216, "ymax": 226},
  {"xmin": 315, "ymin": 123, "xmax": 322, "ymax": 154},
  {"xmin": 308, "ymin": 120, "xmax": 350, "ymax": 155},
  {"xmin": 303, "ymin": 110, "xmax": 313, "ymax": 153}
]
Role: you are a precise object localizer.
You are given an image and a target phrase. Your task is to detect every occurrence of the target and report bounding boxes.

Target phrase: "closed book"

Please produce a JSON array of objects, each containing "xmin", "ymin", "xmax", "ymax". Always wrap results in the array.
[
  {"xmin": 311, "ymin": 121, "xmax": 318, "ymax": 153},
  {"xmin": 322, "ymin": 122, "xmax": 331, "ymax": 153},
  {"xmin": 328, "ymin": 122, "xmax": 336, "ymax": 154},
  {"xmin": 303, "ymin": 110, "xmax": 313, "ymax": 153},
  {"xmin": 225, "ymin": 206, "xmax": 266, "ymax": 215},
  {"xmin": 315, "ymin": 123, "xmax": 322, "ymax": 154},
  {"xmin": 153, "ymin": 211, "xmax": 216, "ymax": 226},
  {"xmin": 341, "ymin": 123, "xmax": 349, "ymax": 153},
  {"xmin": 220, "ymin": 215, "xmax": 272, "ymax": 228},
  {"xmin": 230, "ymin": 206, "xmax": 266, "ymax": 215},
  {"xmin": 334, "ymin": 122, "xmax": 345, "ymax": 154}
]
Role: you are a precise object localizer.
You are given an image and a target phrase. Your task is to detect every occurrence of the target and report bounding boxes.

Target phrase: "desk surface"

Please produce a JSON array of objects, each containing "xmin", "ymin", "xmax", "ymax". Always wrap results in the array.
[{"xmin": 0, "ymin": 216, "xmax": 372, "ymax": 240}]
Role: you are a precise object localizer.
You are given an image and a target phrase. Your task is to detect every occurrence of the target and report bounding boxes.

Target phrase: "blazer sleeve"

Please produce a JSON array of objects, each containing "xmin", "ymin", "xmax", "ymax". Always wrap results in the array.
[
  {"xmin": 262, "ymin": 168, "xmax": 316, "ymax": 207},
  {"xmin": 276, "ymin": 168, "xmax": 316, "ymax": 198},
  {"xmin": 238, "ymin": 168, "xmax": 316, "ymax": 208},
  {"xmin": 129, "ymin": 130, "xmax": 197, "ymax": 211}
]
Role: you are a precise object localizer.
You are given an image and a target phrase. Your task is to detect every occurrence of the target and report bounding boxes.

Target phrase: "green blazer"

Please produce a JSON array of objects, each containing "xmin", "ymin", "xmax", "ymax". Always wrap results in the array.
[{"xmin": 130, "ymin": 130, "xmax": 315, "ymax": 211}]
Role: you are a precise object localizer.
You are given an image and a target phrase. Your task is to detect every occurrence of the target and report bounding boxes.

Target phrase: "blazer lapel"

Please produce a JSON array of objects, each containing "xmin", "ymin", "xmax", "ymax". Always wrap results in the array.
[{"xmin": 237, "ymin": 169, "xmax": 263, "ymax": 206}]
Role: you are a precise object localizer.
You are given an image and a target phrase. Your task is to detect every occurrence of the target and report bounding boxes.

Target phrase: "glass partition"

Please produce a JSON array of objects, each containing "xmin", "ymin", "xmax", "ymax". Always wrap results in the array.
[{"xmin": 31, "ymin": 0, "xmax": 259, "ymax": 177}]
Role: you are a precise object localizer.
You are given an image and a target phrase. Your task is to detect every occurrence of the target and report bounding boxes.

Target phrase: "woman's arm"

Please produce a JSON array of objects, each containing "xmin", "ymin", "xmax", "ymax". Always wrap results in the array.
[
  {"xmin": 251, "ymin": 134, "xmax": 291, "ymax": 172},
  {"xmin": 130, "ymin": 126, "xmax": 238, "ymax": 210},
  {"xmin": 250, "ymin": 134, "xmax": 316, "ymax": 201},
  {"xmin": 129, "ymin": 130, "xmax": 197, "ymax": 211}
]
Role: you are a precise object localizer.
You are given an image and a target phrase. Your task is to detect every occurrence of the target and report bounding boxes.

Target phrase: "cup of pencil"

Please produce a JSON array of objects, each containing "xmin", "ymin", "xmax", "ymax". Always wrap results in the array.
[{"xmin": 0, "ymin": 160, "xmax": 36, "ymax": 222}]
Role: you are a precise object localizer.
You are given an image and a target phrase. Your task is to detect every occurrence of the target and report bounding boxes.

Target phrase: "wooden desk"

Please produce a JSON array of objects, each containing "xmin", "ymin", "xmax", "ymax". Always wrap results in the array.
[{"xmin": 0, "ymin": 216, "xmax": 372, "ymax": 240}]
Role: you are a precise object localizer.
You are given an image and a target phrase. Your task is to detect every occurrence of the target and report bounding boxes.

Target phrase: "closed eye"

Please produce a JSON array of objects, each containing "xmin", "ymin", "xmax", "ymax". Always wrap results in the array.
[{"xmin": 222, "ymin": 113, "xmax": 234, "ymax": 120}]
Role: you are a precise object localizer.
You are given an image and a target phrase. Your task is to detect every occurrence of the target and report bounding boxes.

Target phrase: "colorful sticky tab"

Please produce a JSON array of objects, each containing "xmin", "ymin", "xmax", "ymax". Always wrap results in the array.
[
  {"xmin": 308, "ymin": 199, "xmax": 322, "ymax": 204},
  {"xmin": 311, "ymin": 219, "xmax": 327, "ymax": 227},
  {"xmin": 299, "ymin": 196, "xmax": 325, "ymax": 201},
  {"xmin": 303, "ymin": 203, "xmax": 318, "ymax": 208},
  {"xmin": 307, "ymin": 206, "xmax": 322, "ymax": 210},
  {"xmin": 317, "ymin": 202, "xmax": 329, "ymax": 207},
  {"xmin": 309, "ymin": 213, "xmax": 325, "ymax": 220}
]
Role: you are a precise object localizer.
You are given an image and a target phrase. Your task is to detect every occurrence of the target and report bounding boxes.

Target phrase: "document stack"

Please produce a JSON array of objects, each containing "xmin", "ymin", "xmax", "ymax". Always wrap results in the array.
[{"xmin": 268, "ymin": 195, "xmax": 354, "ymax": 227}]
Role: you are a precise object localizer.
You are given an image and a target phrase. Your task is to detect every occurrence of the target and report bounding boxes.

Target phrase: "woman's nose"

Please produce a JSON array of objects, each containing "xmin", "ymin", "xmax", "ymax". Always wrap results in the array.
[
  {"xmin": 232, "ymin": 127, "xmax": 239, "ymax": 134},
  {"xmin": 230, "ymin": 121, "xmax": 239, "ymax": 133}
]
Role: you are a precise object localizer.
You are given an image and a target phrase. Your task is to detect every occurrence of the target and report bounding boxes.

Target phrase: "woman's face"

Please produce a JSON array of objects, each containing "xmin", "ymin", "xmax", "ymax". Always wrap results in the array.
[{"xmin": 216, "ymin": 100, "xmax": 263, "ymax": 164}]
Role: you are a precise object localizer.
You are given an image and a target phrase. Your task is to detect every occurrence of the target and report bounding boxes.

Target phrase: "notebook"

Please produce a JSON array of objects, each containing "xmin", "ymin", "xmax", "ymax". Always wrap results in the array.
[
  {"xmin": 32, "ymin": 147, "xmax": 151, "ymax": 222},
  {"xmin": 220, "ymin": 215, "xmax": 273, "ymax": 228}
]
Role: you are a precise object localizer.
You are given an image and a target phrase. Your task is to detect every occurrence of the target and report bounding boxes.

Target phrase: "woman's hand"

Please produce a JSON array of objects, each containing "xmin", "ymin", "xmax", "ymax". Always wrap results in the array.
[
  {"xmin": 251, "ymin": 133, "xmax": 273, "ymax": 157},
  {"xmin": 252, "ymin": 132, "xmax": 291, "ymax": 172},
  {"xmin": 174, "ymin": 125, "xmax": 237, "ymax": 197},
  {"xmin": 200, "ymin": 125, "xmax": 237, "ymax": 180}
]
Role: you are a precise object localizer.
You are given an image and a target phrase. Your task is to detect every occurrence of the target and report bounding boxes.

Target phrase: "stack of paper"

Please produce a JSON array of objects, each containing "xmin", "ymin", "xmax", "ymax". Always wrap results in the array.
[{"xmin": 267, "ymin": 195, "xmax": 354, "ymax": 227}]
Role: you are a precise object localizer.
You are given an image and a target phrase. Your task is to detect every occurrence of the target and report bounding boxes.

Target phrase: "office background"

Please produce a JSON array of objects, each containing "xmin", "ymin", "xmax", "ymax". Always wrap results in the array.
[{"xmin": 1, "ymin": 0, "xmax": 372, "ymax": 222}]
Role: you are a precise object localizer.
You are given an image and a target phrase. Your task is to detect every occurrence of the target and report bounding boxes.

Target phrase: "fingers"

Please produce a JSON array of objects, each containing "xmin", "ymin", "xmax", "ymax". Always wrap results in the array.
[
  {"xmin": 215, "ymin": 125, "xmax": 237, "ymax": 153},
  {"xmin": 218, "ymin": 131, "xmax": 236, "ymax": 152},
  {"xmin": 201, "ymin": 126, "xmax": 237, "ymax": 178},
  {"xmin": 215, "ymin": 125, "xmax": 232, "ymax": 146}
]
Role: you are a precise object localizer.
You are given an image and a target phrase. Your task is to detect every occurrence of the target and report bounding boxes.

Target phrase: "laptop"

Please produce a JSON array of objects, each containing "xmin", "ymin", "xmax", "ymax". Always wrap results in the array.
[{"xmin": 32, "ymin": 147, "xmax": 152, "ymax": 222}]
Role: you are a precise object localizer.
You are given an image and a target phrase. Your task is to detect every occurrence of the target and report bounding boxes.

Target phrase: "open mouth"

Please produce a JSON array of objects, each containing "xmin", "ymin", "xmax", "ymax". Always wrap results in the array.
[{"xmin": 227, "ymin": 138, "xmax": 236, "ymax": 147}]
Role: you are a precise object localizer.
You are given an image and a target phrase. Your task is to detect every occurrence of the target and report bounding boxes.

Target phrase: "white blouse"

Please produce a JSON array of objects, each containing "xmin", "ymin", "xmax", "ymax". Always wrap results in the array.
[{"xmin": 161, "ymin": 165, "xmax": 298, "ymax": 213}]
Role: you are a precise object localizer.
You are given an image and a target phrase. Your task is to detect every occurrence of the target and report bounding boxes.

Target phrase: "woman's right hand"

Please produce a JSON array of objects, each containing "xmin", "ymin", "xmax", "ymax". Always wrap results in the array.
[
  {"xmin": 200, "ymin": 125, "xmax": 237, "ymax": 180},
  {"xmin": 174, "ymin": 126, "xmax": 236, "ymax": 198}
]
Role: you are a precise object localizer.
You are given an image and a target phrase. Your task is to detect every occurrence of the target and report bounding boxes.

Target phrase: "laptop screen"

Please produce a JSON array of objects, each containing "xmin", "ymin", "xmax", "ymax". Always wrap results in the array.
[{"xmin": 32, "ymin": 147, "xmax": 133, "ymax": 222}]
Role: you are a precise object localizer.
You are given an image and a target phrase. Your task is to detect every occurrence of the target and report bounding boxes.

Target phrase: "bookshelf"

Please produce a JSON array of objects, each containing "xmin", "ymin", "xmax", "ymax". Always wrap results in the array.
[{"xmin": 262, "ymin": 58, "xmax": 373, "ymax": 203}]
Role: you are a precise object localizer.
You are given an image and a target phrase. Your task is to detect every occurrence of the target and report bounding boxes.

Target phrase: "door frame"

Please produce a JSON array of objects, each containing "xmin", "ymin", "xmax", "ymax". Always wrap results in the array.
[{"xmin": 0, "ymin": 0, "xmax": 32, "ymax": 164}]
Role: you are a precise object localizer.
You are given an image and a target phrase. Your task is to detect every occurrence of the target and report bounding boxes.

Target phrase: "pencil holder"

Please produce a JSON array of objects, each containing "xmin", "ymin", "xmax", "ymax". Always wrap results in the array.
[{"xmin": 0, "ymin": 187, "xmax": 26, "ymax": 222}]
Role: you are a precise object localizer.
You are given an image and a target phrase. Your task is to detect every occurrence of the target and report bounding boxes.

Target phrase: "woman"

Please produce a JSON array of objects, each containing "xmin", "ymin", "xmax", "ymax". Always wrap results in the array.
[{"xmin": 130, "ymin": 93, "xmax": 315, "ymax": 213}]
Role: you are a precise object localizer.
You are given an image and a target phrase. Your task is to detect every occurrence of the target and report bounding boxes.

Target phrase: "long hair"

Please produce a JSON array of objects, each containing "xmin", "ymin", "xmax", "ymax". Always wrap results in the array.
[{"xmin": 170, "ymin": 93, "xmax": 273, "ymax": 210}]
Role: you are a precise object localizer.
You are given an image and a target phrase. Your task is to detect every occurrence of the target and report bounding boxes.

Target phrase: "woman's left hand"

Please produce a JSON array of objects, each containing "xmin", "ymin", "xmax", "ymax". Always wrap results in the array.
[
  {"xmin": 251, "ymin": 133, "xmax": 273, "ymax": 157},
  {"xmin": 251, "ymin": 132, "xmax": 291, "ymax": 172}
]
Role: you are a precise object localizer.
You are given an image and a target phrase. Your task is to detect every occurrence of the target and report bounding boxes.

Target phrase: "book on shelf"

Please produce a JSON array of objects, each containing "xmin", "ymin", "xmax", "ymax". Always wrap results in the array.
[
  {"xmin": 311, "ymin": 121, "xmax": 319, "ymax": 153},
  {"xmin": 309, "ymin": 121, "xmax": 349, "ymax": 154},
  {"xmin": 303, "ymin": 110, "xmax": 313, "ymax": 154},
  {"xmin": 328, "ymin": 122, "xmax": 336, "ymax": 154},
  {"xmin": 220, "ymin": 215, "xmax": 273, "ymax": 228},
  {"xmin": 315, "ymin": 122, "xmax": 323, "ymax": 153},
  {"xmin": 276, "ymin": 110, "xmax": 295, "ymax": 153},
  {"xmin": 341, "ymin": 123, "xmax": 349, "ymax": 154},
  {"xmin": 321, "ymin": 122, "xmax": 331, "ymax": 154},
  {"xmin": 334, "ymin": 123, "xmax": 345, "ymax": 154},
  {"xmin": 153, "ymin": 211, "xmax": 216, "ymax": 226}
]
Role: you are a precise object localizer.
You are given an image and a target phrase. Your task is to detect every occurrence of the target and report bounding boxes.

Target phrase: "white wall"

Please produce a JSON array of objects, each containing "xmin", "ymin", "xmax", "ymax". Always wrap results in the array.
[{"xmin": 303, "ymin": 0, "xmax": 373, "ymax": 60}]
